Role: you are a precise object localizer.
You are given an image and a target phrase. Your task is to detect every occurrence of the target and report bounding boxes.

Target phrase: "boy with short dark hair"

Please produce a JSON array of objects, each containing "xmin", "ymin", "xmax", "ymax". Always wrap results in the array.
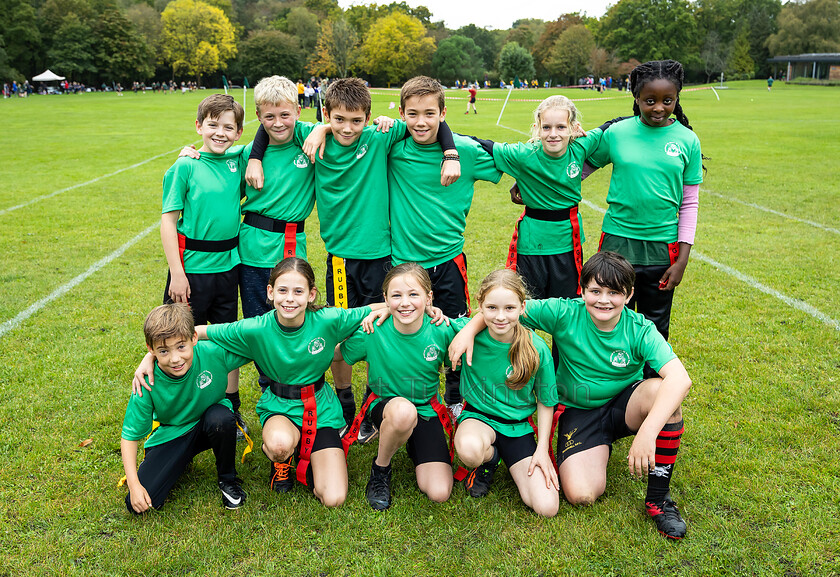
[
  {"xmin": 449, "ymin": 251, "xmax": 692, "ymax": 539},
  {"xmin": 121, "ymin": 304, "xmax": 249, "ymax": 513},
  {"xmin": 247, "ymin": 77, "xmax": 460, "ymax": 439},
  {"xmin": 388, "ymin": 75, "xmax": 502, "ymax": 414},
  {"xmin": 161, "ymin": 93, "xmax": 246, "ymax": 424}
]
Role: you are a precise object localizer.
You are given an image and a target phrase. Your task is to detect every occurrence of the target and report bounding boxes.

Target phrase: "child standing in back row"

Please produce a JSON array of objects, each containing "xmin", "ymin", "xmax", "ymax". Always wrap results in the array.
[
  {"xmin": 160, "ymin": 94, "xmax": 247, "ymax": 428},
  {"xmin": 587, "ymin": 60, "xmax": 702, "ymax": 345}
]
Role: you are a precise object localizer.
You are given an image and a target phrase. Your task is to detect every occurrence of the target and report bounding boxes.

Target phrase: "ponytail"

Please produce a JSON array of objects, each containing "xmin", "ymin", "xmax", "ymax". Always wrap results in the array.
[{"xmin": 505, "ymin": 323, "xmax": 539, "ymax": 390}]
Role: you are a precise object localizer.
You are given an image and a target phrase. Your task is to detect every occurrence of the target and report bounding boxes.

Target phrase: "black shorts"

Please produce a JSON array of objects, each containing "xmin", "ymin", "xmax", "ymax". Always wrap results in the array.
[
  {"xmin": 461, "ymin": 416, "xmax": 536, "ymax": 468},
  {"xmin": 324, "ymin": 254, "xmax": 390, "ymax": 308},
  {"xmin": 291, "ymin": 423, "xmax": 342, "ymax": 454},
  {"xmin": 426, "ymin": 255, "xmax": 470, "ymax": 319},
  {"xmin": 517, "ymin": 251, "xmax": 579, "ymax": 300},
  {"xmin": 371, "ymin": 398, "xmax": 451, "ymax": 466},
  {"xmin": 164, "ymin": 266, "xmax": 239, "ymax": 326},
  {"xmin": 557, "ymin": 381, "xmax": 641, "ymax": 464}
]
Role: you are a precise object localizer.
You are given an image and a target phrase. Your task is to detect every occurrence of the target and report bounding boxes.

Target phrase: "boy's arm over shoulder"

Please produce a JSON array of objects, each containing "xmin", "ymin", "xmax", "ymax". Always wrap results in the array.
[
  {"xmin": 455, "ymin": 134, "xmax": 502, "ymax": 184},
  {"xmin": 521, "ymin": 297, "xmax": 569, "ymax": 334}
]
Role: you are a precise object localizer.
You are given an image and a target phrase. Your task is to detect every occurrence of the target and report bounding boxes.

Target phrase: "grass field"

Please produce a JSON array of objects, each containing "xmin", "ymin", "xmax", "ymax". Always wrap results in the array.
[{"xmin": 1, "ymin": 80, "xmax": 839, "ymax": 576}]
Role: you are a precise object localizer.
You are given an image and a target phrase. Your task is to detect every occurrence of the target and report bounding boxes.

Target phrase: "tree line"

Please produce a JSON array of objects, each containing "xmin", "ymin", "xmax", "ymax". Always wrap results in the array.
[{"xmin": 1, "ymin": 0, "xmax": 838, "ymax": 88}]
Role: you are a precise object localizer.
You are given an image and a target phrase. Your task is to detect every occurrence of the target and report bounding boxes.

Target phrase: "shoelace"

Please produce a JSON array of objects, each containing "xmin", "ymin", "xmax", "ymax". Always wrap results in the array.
[{"xmin": 273, "ymin": 461, "xmax": 291, "ymax": 483}]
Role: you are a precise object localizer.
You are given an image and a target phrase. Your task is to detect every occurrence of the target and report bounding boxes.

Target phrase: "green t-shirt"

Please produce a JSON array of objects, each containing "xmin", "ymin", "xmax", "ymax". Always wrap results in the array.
[
  {"xmin": 206, "ymin": 306, "xmax": 371, "ymax": 428},
  {"xmin": 587, "ymin": 116, "xmax": 702, "ymax": 243},
  {"xmin": 161, "ymin": 145, "xmax": 246, "ymax": 273},
  {"xmin": 452, "ymin": 317, "xmax": 558, "ymax": 437},
  {"xmin": 239, "ymin": 141, "xmax": 315, "ymax": 267},
  {"xmin": 521, "ymin": 298, "xmax": 677, "ymax": 409},
  {"xmin": 294, "ymin": 122, "xmax": 407, "ymax": 260},
  {"xmin": 388, "ymin": 134, "xmax": 502, "ymax": 268},
  {"xmin": 340, "ymin": 317, "xmax": 457, "ymax": 418},
  {"xmin": 492, "ymin": 130, "xmax": 602, "ymax": 255},
  {"xmin": 121, "ymin": 341, "xmax": 249, "ymax": 447}
]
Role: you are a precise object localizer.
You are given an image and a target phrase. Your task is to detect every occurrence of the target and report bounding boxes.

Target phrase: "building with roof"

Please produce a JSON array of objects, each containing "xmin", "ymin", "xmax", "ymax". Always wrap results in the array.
[{"xmin": 767, "ymin": 53, "xmax": 840, "ymax": 81}]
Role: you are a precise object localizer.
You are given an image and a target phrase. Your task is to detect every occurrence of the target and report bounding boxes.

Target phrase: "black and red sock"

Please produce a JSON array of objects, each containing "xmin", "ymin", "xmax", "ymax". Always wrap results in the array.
[{"xmin": 645, "ymin": 419, "xmax": 683, "ymax": 503}]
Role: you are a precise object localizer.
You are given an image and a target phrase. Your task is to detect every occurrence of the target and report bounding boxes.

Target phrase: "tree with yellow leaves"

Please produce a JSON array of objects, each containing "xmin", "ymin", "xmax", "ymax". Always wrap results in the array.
[
  {"xmin": 309, "ymin": 17, "xmax": 359, "ymax": 78},
  {"xmin": 160, "ymin": 0, "xmax": 236, "ymax": 84},
  {"xmin": 358, "ymin": 12, "xmax": 435, "ymax": 86}
]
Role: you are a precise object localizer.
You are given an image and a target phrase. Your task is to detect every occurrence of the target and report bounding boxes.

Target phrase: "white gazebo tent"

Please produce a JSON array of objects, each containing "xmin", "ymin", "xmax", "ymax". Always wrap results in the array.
[{"xmin": 32, "ymin": 69, "xmax": 65, "ymax": 82}]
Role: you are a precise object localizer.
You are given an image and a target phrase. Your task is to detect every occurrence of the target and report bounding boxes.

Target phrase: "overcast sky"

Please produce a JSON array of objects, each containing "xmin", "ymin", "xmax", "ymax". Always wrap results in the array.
[{"xmin": 337, "ymin": 0, "xmax": 615, "ymax": 30}]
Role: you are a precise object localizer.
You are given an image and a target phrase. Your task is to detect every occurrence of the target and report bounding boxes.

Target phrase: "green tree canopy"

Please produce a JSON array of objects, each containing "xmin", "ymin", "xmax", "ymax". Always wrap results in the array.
[
  {"xmin": 455, "ymin": 24, "xmax": 503, "ymax": 70},
  {"xmin": 498, "ymin": 41, "xmax": 535, "ymax": 81},
  {"xmin": 47, "ymin": 13, "xmax": 97, "ymax": 81},
  {"xmin": 545, "ymin": 24, "xmax": 594, "ymax": 85},
  {"xmin": 727, "ymin": 28, "xmax": 755, "ymax": 79},
  {"xmin": 160, "ymin": 0, "xmax": 237, "ymax": 82},
  {"xmin": 239, "ymin": 29, "xmax": 304, "ymax": 82},
  {"xmin": 507, "ymin": 18, "xmax": 545, "ymax": 52},
  {"xmin": 94, "ymin": 7, "xmax": 154, "ymax": 81},
  {"xmin": 284, "ymin": 6, "xmax": 319, "ymax": 53},
  {"xmin": 358, "ymin": 12, "xmax": 434, "ymax": 85},
  {"xmin": 597, "ymin": 0, "xmax": 700, "ymax": 69},
  {"xmin": 309, "ymin": 17, "xmax": 359, "ymax": 78},
  {"xmin": 432, "ymin": 35, "xmax": 483, "ymax": 85},
  {"xmin": 765, "ymin": 0, "xmax": 840, "ymax": 56},
  {"xmin": 532, "ymin": 13, "xmax": 585, "ymax": 77},
  {"xmin": 0, "ymin": 0, "xmax": 41, "ymax": 78}
]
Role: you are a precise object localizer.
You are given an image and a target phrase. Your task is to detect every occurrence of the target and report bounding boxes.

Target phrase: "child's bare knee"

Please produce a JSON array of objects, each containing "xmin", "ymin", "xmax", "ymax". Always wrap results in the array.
[{"xmin": 455, "ymin": 437, "xmax": 485, "ymax": 467}]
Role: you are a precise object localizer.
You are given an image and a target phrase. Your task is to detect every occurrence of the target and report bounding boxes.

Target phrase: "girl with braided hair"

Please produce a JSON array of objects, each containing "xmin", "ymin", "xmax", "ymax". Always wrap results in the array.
[{"xmin": 587, "ymin": 59, "xmax": 702, "ymax": 346}]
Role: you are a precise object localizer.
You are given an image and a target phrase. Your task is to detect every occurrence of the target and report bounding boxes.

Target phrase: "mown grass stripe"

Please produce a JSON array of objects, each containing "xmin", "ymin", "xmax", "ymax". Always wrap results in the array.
[
  {"xmin": 579, "ymin": 199, "xmax": 840, "ymax": 330},
  {"xmin": 0, "ymin": 222, "xmax": 158, "ymax": 338},
  {"xmin": 704, "ymin": 189, "xmax": 840, "ymax": 235},
  {"xmin": 0, "ymin": 149, "xmax": 183, "ymax": 216}
]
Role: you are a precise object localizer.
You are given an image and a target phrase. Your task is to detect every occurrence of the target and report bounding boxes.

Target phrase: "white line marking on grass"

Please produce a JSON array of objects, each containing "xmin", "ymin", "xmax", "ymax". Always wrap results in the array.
[
  {"xmin": 0, "ymin": 149, "xmax": 182, "ymax": 216},
  {"xmin": 1, "ymin": 120, "xmax": 259, "ymax": 216},
  {"xmin": 579, "ymin": 199, "xmax": 840, "ymax": 330},
  {"xmin": 0, "ymin": 222, "xmax": 158, "ymax": 338},
  {"xmin": 690, "ymin": 252, "xmax": 840, "ymax": 330},
  {"xmin": 497, "ymin": 124, "xmax": 529, "ymax": 136},
  {"xmin": 705, "ymin": 190, "xmax": 840, "ymax": 235}
]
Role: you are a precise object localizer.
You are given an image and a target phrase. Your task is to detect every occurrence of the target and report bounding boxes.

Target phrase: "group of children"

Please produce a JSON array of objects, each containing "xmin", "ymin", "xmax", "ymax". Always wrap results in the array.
[{"xmin": 121, "ymin": 59, "xmax": 702, "ymax": 540}]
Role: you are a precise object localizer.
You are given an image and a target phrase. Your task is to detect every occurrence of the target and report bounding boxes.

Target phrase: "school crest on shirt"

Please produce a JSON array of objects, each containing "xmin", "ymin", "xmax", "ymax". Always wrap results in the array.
[
  {"xmin": 355, "ymin": 144, "xmax": 369, "ymax": 160},
  {"xmin": 294, "ymin": 153, "xmax": 310, "ymax": 168},
  {"xmin": 196, "ymin": 370, "xmax": 212, "ymax": 389},
  {"xmin": 566, "ymin": 161, "xmax": 581, "ymax": 178},
  {"xmin": 610, "ymin": 350, "xmax": 630, "ymax": 368},
  {"xmin": 423, "ymin": 345, "xmax": 439, "ymax": 362},
  {"xmin": 308, "ymin": 337, "xmax": 326, "ymax": 355},
  {"xmin": 226, "ymin": 159, "xmax": 238, "ymax": 172},
  {"xmin": 664, "ymin": 142, "xmax": 681, "ymax": 157}
]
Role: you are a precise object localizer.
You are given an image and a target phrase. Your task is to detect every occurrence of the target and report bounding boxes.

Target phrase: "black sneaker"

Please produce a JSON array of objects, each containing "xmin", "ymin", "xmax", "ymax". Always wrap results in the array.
[
  {"xmin": 356, "ymin": 415, "xmax": 379, "ymax": 445},
  {"xmin": 464, "ymin": 455, "xmax": 499, "ymax": 498},
  {"xmin": 219, "ymin": 479, "xmax": 247, "ymax": 510},
  {"xmin": 365, "ymin": 461, "xmax": 392, "ymax": 511},
  {"xmin": 645, "ymin": 494, "xmax": 687, "ymax": 539},
  {"xmin": 234, "ymin": 411, "xmax": 249, "ymax": 441},
  {"xmin": 269, "ymin": 457, "xmax": 294, "ymax": 493}
]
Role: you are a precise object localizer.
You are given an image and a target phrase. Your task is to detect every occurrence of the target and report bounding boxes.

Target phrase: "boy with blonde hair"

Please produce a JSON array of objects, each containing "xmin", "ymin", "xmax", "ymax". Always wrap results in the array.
[
  {"xmin": 121, "ymin": 304, "xmax": 250, "ymax": 512},
  {"xmin": 247, "ymin": 77, "xmax": 461, "ymax": 440}
]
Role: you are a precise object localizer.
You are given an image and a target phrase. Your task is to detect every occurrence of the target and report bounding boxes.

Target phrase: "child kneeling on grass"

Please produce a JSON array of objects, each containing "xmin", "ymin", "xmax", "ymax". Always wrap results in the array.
[
  {"xmin": 121, "ymin": 303, "xmax": 249, "ymax": 513},
  {"xmin": 450, "ymin": 252, "xmax": 692, "ymax": 538}
]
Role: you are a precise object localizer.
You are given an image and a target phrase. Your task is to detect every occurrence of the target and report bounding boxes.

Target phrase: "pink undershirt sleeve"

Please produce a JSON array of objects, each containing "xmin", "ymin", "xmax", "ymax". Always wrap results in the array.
[{"xmin": 678, "ymin": 184, "xmax": 700, "ymax": 245}]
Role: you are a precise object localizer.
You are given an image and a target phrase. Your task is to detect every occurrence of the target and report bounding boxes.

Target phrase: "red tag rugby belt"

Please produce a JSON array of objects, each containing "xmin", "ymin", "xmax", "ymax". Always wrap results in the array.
[{"xmin": 506, "ymin": 206, "xmax": 583, "ymax": 294}]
